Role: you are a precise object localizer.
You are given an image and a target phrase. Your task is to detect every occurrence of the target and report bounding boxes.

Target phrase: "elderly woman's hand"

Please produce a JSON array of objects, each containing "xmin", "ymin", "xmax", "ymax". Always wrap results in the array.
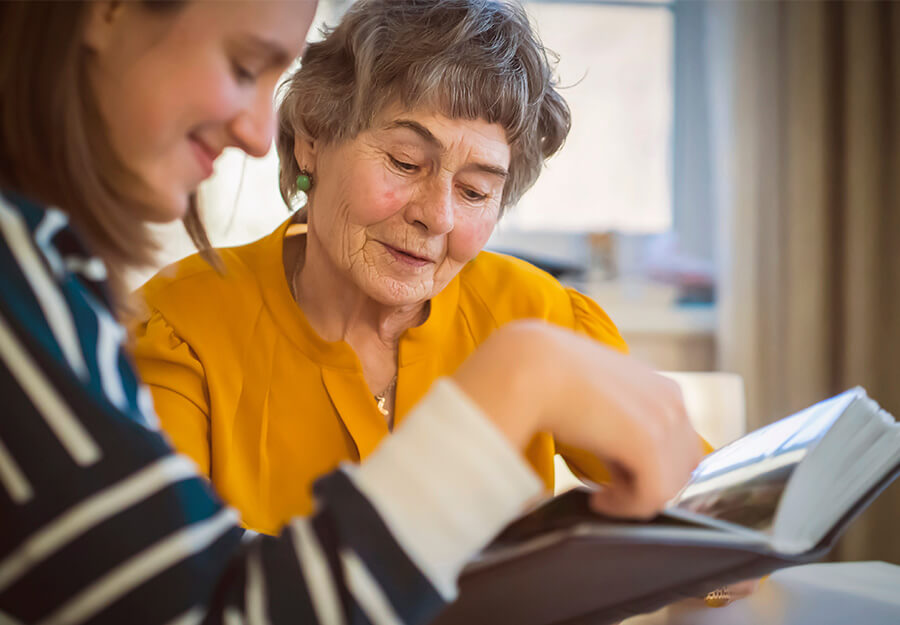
[{"xmin": 453, "ymin": 320, "xmax": 704, "ymax": 520}]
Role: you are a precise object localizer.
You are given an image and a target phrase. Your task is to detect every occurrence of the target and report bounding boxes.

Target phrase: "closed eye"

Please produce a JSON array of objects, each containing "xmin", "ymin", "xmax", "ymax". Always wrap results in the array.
[
  {"xmin": 389, "ymin": 155, "xmax": 420, "ymax": 173},
  {"xmin": 231, "ymin": 62, "xmax": 257, "ymax": 85},
  {"xmin": 461, "ymin": 187, "xmax": 488, "ymax": 202}
]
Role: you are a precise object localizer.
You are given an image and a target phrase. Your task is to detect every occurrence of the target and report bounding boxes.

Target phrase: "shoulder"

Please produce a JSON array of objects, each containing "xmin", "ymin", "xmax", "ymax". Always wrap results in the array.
[
  {"xmin": 0, "ymin": 191, "xmax": 89, "ymax": 365},
  {"xmin": 0, "ymin": 193, "xmax": 69, "ymax": 369},
  {"xmin": 457, "ymin": 250, "xmax": 575, "ymax": 322},
  {"xmin": 0, "ymin": 191, "xmax": 161, "ymax": 422},
  {"xmin": 136, "ymin": 226, "xmax": 281, "ymax": 321},
  {"xmin": 456, "ymin": 251, "xmax": 627, "ymax": 351}
]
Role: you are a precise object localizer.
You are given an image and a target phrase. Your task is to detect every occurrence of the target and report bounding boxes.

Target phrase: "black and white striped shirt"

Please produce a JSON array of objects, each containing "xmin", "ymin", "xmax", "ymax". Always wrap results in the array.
[{"xmin": 0, "ymin": 190, "xmax": 542, "ymax": 624}]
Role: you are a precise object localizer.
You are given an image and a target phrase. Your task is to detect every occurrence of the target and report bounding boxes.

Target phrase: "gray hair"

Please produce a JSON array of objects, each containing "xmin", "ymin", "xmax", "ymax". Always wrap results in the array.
[{"xmin": 277, "ymin": 0, "xmax": 571, "ymax": 214}]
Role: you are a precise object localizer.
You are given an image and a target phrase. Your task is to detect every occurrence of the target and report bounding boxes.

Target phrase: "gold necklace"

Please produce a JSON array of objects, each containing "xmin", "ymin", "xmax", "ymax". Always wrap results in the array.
[{"xmin": 374, "ymin": 374, "xmax": 398, "ymax": 420}]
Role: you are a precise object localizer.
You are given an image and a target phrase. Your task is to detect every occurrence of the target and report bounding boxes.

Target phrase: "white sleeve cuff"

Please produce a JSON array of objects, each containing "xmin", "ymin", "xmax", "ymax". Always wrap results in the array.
[{"xmin": 344, "ymin": 377, "xmax": 544, "ymax": 600}]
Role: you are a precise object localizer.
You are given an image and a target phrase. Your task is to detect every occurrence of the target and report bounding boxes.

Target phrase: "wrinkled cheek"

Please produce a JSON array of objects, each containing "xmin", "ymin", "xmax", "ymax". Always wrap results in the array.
[
  {"xmin": 354, "ymin": 168, "xmax": 410, "ymax": 225},
  {"xmin": 376, "ymin": 189, "xmax": 399, "ymax": 217},
  {"xmin": 337, "ymin": 221, "xmax": 370, "ymax": 270}
]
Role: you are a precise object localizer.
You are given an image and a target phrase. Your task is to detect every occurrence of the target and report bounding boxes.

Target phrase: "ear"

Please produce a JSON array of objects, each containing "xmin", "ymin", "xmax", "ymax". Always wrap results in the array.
[
  {"xmin": 82, "ymin": 1, "xmax": 127, "ymax": 54},
  {"xmin": 292, "ymin": 131, "xmax": 319, "ymax": 175}
]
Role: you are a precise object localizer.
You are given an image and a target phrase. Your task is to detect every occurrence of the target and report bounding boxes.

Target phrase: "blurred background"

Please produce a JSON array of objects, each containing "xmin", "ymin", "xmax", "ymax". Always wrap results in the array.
[{"xmin": 139, "ymin": 0, "xmax": 900, "ymax": 564}]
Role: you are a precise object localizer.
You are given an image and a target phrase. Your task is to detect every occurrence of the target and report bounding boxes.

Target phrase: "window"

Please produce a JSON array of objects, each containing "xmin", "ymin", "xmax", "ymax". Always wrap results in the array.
[
  {"xmin": 491, "ymin": 0, "xmax": 718, "ymax": 310},
  {"xmin": 508, "ymin": 0, "xmax": 675, "ymax": 234}
]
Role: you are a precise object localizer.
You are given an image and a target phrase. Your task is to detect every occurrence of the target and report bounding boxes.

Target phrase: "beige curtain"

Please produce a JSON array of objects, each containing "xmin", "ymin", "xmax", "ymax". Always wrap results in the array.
[{"xmin": 709, "ymin": 0, "xmax": 900, "ymax": 563}]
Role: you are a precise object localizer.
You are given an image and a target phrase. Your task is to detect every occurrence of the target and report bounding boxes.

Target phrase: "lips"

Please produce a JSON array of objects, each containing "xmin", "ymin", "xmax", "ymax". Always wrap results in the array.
[
  {"xmin": 380, "ymin": 242, "xmax": 436, "ymax": 266},
  {"xmin": 188, "ymin": 135, "xmax": 220, "ymax": 179}
]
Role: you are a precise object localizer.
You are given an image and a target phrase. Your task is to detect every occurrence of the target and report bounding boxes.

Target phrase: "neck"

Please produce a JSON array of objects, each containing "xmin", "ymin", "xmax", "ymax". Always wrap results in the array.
[{"xmin": 291, "ymin": 228, "xmax": 427, "ymax": 352}]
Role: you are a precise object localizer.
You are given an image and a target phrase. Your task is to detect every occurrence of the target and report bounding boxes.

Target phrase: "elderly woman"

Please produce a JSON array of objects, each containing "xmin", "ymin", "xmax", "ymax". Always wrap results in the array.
[{"xmin": 133, "ymin": 0, "xmax": 709, "ymax": 536}]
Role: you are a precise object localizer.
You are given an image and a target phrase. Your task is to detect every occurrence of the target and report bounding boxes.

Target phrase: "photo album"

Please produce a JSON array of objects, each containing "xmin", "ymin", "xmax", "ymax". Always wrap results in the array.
[{"xmin": 433, "ymin": 388, "xmax": 900, "ymax": 625}]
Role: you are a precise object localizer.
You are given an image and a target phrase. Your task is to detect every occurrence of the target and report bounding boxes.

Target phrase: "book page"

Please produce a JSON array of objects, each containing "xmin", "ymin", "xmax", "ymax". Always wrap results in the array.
[
  {"xmin": 666, "ymin": 389, "xmax": 863, "ymax": 533},
  {"xmin": 774, "ymin": 395, "xmax": 900, "ymax": 551}
]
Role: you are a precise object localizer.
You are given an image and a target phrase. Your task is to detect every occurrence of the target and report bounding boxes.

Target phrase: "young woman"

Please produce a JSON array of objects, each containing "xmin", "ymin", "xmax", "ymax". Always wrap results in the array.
[{"xmin": 0, "ymin": 1, "xmax": 702, "ymax": 623}]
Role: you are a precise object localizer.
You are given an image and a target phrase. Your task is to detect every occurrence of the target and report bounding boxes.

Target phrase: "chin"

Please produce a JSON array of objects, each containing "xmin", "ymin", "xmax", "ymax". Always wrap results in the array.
[
  {"xmin": 140, "ymin": 187, "xmax": 192, "ymax": 224},
  {"xmin": 367, "ymin": 276, "xmax": 434, "ymax": 308}
]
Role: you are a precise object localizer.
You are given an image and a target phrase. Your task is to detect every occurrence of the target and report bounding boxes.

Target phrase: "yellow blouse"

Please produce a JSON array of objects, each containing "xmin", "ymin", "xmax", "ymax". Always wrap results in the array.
[{"xmin": 133, "ymin": 219, "xmax": 638, "ymax": 534}]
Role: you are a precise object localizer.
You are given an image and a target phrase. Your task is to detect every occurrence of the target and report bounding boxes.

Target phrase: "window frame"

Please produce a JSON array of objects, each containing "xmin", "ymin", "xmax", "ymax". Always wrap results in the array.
[{"xmin": 517, "ymin": 0, "xmax": 714, "ymax": 265}]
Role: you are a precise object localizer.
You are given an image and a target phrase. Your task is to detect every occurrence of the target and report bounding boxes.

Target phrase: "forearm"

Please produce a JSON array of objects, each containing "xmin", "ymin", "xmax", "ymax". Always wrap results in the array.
[
  {"xmin": 0, "ymin": 362, "xmax": 540, "ymax": 624},
  {"xmin": 452, "ymin": 320, "xmax": 562, "ymax": 450}
]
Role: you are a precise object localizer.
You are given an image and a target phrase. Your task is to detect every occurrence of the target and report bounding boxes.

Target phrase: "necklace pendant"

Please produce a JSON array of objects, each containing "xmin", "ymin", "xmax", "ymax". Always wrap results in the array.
[{"xmin": 376, "ymin": 395, "xmax": 389, "ymax": 417}]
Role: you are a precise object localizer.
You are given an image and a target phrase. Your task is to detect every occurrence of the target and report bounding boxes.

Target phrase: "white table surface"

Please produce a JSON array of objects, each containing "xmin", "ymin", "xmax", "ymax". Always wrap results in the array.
[{"xmin": 622, "ymin": 562, "xmax": 900, "ymax": 625}]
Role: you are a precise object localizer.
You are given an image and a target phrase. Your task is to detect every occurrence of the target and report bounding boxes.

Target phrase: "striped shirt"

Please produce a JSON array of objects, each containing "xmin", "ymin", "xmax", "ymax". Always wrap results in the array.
[{"xmin": 0, "ymin": 190, "xmax": 542, "ymax": 624}]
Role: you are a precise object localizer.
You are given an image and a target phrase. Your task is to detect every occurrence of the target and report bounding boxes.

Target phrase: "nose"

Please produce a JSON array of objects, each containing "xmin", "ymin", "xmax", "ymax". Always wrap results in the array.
[
  {"xmin": 228, "ymin": 90, "xmax": 276, "ymax": 158},
  {"xmin": 410, "ymin": 180, "xmax": 454, "ymax": 236}
]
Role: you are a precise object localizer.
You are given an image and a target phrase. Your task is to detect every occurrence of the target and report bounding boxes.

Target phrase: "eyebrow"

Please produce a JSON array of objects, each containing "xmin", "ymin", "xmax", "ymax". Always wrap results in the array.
[
  {"xmin": 387, "ymin": 120, "xmax": 442, "ymax": 148},
  {"xmin": 386, "ymin": 119, "xmax": 510, "ymax": 180},
  {"xmin": 466, "ymin": 162, "xmax": 509, "ymax": 180}
]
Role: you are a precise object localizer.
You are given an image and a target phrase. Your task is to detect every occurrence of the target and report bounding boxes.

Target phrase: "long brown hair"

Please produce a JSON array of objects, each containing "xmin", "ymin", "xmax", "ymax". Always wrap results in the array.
[{"xmin": 0, "ymin": 1, "xmax": 212, "ymax": 304}]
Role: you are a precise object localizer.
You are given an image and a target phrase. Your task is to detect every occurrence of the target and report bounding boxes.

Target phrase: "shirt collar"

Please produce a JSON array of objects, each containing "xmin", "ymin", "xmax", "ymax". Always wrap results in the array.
[{"xmin": 1, "ymin": 189, "xmax": 113, "ymax": 309}]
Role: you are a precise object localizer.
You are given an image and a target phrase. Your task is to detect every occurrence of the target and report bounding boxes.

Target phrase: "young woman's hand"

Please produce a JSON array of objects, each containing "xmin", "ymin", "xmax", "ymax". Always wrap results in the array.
[{"xmin": 453, "ymin": 320, "xmax": 705, "ymax": 520}]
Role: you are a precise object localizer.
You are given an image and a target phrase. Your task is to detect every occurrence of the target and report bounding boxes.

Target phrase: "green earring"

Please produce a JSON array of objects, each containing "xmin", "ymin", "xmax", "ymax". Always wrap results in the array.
[{"xmin": 296, "ymin": 170, "xmax": 313, "ymax": 193}]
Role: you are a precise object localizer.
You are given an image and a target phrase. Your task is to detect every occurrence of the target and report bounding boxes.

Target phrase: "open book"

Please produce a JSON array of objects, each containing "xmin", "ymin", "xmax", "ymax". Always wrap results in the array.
[{"xmin": 432, "ymin": 387, "xmax": 900, "ymax": 625}]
